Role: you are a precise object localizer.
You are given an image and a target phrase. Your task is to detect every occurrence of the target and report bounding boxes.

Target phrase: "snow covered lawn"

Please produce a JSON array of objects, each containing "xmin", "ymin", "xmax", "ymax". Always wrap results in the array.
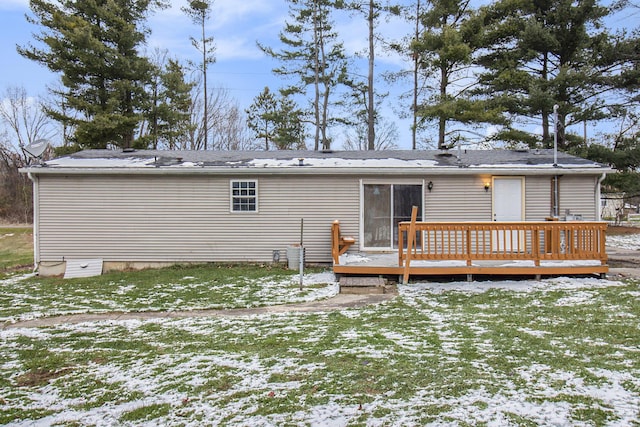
[
  {"xmin": 0, "ymin": 266, "xmax": 338, "ymax": 324},
  {"xmin": 1, "ymin": 272, "xmax": 639, "ymax": 426}
]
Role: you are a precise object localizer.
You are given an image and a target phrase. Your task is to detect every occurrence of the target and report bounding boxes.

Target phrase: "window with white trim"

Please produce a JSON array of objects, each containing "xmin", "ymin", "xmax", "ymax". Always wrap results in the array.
[{"xmin": 231, "ymin": 180, "xmax": 257, "ymax": 212}]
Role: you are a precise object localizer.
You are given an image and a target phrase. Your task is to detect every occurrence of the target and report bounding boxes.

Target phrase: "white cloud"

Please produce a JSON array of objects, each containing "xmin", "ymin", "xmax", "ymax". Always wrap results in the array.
[
  {"xmin": 215, "ymin": 36, "xmax": 265, "ymax": 61},
  {"xmin": 148, "ymin": 0, "xmax": 282, "ymax": 62},
  {"xmin": 0, "ymin": 0, "xmax": 29, "ymax": 10},
  {"xmin": 212, "ymin": 0, "xmax": 276, "ymax": 30}
]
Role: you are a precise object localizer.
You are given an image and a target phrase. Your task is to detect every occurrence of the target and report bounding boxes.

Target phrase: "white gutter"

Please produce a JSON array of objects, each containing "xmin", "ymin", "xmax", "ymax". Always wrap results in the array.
[
  {"xmin": 21, "ymin": 166, "xmax": 613, "ymax": 177},
  {"xmin": 596, "ymin": 173, "xmax": 606, "ymax": 220},
  {"xmin": 26, "ymin": 172, "xmax": 39, "ymax": 273},
  {"xmin": 553, "ymin": 104, "xmax": 559, "ymax": 217},
  {"xmin": 553, "ymin": 104, "xmax": 559, "ymax": 167}
]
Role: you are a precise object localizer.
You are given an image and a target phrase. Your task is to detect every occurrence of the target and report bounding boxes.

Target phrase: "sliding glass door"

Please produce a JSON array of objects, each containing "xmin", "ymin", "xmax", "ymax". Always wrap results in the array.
[{"xmin": 363, "ymin": 183, "xmax": 423, "ymax": 249}]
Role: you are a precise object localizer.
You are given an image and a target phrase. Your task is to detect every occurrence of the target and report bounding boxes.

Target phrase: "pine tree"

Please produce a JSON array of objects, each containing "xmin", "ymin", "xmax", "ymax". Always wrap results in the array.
[
  {"xmin": 475, "ymin": 0, "xmax": 626, "ymax": 149},
  {"xmin": 246, "ymin": 87, "xmax": 306, "ymax": 150},
  {"xmin": 259, "ymin": 0, "xmax": 348, "ymax": 150},
  {"xmin": 18, "ymin": 0, "xmax": 162, "ymax": 149},
  {"xmin": 273, "ymin": 96, "xmax": 306, "ymax": 150},
  {"xmin": 246, "ymin": 87, "xmax": 278, "ymax": 150},
  {"xmin": 149, "ymin": 59, "xmax": 194, "ymax": 149},
  {"xmin": 412, "ymin": 0, "xmax": 504, "ymax": 149},
  {"xmin": 182, "ymin": 0, "xmax": 216, "ymax": 150}
]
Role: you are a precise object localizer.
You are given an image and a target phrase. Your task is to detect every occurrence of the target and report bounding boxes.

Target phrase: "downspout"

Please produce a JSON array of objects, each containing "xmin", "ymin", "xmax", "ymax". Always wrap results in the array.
[
  {"xmin": 27, "ymin": 171, "xmax": 39, "ymax": 274},
  {"xmin": 553, "ymin": 104, "xmax": 559, "ymax": 217},
  {"xmin": 596, "ymin": 173, "xmax": 606, "ymax": 220}
]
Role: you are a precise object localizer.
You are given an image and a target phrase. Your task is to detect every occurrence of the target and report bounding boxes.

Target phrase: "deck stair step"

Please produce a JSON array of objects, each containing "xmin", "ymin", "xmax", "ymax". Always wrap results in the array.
[{"xmin": 339, "ymin": 276, "xmax": 392, "ymax": 294}]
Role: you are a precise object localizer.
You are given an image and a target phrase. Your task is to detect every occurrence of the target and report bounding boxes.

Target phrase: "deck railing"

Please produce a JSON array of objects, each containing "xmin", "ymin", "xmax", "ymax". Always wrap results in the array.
[
  {"xmin": 331, "ymin": 217, "xmax": 608, "ymax": 270},
  {"xmin": 332, "ymin": 210, "xmax": 608, "ymax": 283},
  {"xmin": 399, "ymin": 212, "xmax": 607, "ymax": 282},
  {"xmin": 398, "ymin": 203, "xmax": 606, "ymax": 281},
  {"xmin": 332, "ymin": 211, "xmax": 608, "ymax": 282},
  {"xmin": 331, "ymin": 220, "xmax": 355, "ymax": 264},
  {"xmin": 398, "ymin": 221, "xmax": 608, "ymax": 264}
]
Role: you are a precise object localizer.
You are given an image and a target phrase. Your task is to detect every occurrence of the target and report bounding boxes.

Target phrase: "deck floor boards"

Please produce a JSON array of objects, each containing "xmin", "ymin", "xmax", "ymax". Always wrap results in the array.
[{"xmin": 334, "ymin": 252, "xmax": 608, "ymax": 279}]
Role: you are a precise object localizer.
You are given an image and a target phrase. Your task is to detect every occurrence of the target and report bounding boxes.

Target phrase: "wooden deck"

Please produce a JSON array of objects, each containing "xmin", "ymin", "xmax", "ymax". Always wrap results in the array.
[{"xmin": 332, "ymin": 209, "xmax": 608, "ymax": 282}]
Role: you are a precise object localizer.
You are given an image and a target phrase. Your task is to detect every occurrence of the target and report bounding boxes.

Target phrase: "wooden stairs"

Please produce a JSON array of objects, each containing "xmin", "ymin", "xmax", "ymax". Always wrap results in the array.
[{"xmin": 339, "ymin": 276, "xmax": 397, "ymax": 294}]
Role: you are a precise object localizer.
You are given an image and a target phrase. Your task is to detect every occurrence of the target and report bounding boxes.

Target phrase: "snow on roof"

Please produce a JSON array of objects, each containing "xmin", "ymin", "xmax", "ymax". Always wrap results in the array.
[
  {"xmin": 44, "ymin": 157, "xmax": 155, "ymax": 168},
  {"xmin": 247, "ymin": 157, "xmax": 438, "ymax": 168},
  {"xmin": 24, "ymin": 148, "xmax": 610, "ymax": 174}
]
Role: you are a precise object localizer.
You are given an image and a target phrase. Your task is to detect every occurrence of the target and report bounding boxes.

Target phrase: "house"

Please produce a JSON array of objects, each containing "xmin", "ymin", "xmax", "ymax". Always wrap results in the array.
[
  {"xmin": 600, "ymin": 193, "xmax": 625, "ymax": 223},
  {"xmin": 22, "ymin": 149, "xmax": 611, "ymax": 277}
]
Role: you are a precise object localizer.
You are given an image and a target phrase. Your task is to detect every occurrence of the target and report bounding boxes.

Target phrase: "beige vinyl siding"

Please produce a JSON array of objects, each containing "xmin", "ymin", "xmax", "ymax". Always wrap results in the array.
[
  {"xmin": 35, "ymin": 171, "xmax": 602, "ymax": 265},
  {"xmin": 424, "ymin": 175, "xmax": 492, "ymax": 222},
  {"xmin": 559, "ymin": 175, "xmax": 597, "ymax": 220},
  {"xmin": 423, "ymin": 174, "xmax": 592, "ymax": 223},
  {"xmin": 37, "ymin": 174, "xmax": 360, "ymax": 263},
  {"xmin": 525, "ymin": 176, "xmax": 552, "ymax": 220}
]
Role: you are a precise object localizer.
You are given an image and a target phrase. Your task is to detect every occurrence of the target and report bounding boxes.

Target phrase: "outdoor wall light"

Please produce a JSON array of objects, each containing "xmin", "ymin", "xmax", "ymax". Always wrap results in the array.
[
  {"xmin": 484, "ymin": 182, "xmax": 491, "ymax": 192},
  {"xmin": 427, "ymin": 181, "xmax": 434, "ymax": 192}
]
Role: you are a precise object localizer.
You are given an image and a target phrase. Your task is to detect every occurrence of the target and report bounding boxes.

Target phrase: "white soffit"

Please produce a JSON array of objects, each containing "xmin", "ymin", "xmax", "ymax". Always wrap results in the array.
[{"xmin": 64, "ymin": 259, "xmax": 103, "ymax": 279}]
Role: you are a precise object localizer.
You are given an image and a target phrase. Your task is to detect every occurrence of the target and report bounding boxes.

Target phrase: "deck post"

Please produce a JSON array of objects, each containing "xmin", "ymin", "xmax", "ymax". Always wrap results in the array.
[
  {"xmin": 331, "ymin": 220, "xmax": 340, "ymax": 265},
  {"xmin": 466, "ymin": 228, "xmax": 472, "ymax": 266},
  {"xmin": 533, "ymin": 228, "xmax": 540, "ymax": 266},
  {"xmin": 600, "ymin": 225, "xmax": 607, "ymax": 265},
  {"xmin": 398, "ymin": 226, "xmax": 404, "ymax": 267},
  {"xmin": 403, "ymin": 206, "xmax": 419, "ymax": 284}
]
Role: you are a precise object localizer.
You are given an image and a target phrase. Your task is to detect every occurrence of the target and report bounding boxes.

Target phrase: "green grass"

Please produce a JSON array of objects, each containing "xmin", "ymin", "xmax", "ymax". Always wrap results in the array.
[
  {"xmin": 120, "ymin": 403, "xmax": 172, "ymax": 422},
  {"xmin": 1, "ymin": 231, "xmax": 640, "ymax": 425},
  {"xmin": 1, "ymin": 279, "xmax": 639, "ymax": 425},
  {"xmin": 0, "ymin": 227, "xmax": 33, "ymax": 272},
  {"xmin": 0, "ymin": 263, "xmax": 327, "ymax": 322}
]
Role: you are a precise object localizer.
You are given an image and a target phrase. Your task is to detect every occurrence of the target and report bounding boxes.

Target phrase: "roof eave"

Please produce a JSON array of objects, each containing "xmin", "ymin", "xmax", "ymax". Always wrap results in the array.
[{"xmin": 20, "ymin": 165, "xmax": 613, "ymax": 176}]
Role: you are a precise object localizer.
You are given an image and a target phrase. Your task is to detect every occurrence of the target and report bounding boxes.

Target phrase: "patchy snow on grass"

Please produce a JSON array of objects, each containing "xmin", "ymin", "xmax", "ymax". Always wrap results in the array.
[
  {"xmin": 607, "ymin": 233, "xmax": 640, "ymax": 251},
  {"xmin": 0, "ymin": 272, "xmax": 338, "ymax": 323},
  {"xmin": 401, "ymin": 276, "xmax": 629, "ymax": 295},
  {"xmin": 2, "ymin": 273, "xmax": 639, "ymax": 426}
]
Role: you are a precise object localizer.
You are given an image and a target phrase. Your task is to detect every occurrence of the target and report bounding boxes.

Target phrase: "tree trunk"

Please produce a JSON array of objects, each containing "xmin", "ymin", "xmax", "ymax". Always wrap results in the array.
[
  {"xmin": 438, "ymin": 63, "xmax": 448, "ymax": 150},
  {"xmin": 202, "ymin": 12, "xmax": 208, "ymax": 151},
  {"xmin": 541, "ymin": 52, "xmax": 550, "ymax": 147},
  {"xmin": 412, "ymin": 0, "xmax": 421, "ymax": 150},
  {"xmin": 367, "ymin": 0, "xmax": 375, "ymax": 150},
  {"xmin": 313, "ymin": 2, "xmax": 321, "ymax": 151}
]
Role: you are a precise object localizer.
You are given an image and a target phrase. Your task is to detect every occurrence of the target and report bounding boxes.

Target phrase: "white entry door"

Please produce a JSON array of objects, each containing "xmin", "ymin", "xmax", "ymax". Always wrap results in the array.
[{"xmin": 492, "ymin": 177, "xmax": 524, "ymax": 251}]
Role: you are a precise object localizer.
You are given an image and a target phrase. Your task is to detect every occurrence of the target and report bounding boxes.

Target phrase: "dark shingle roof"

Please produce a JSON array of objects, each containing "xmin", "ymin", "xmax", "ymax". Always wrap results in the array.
[{"xmin": 63, "ymin": 148, "xmax": 603, "ymax": 168}]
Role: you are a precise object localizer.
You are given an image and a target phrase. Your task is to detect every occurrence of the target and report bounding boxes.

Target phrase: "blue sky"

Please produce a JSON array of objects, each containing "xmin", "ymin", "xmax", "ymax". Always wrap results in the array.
[
  {"xmin": 0, "ymin": 0, "xmax": 419, "ymax": 149},
  {"xmin": 0, "ymin": 0, "xmax": 291, "ymax": 97},
  {"xmin": 0, "ymin": 0, "xmax": 636, "ymax": 150}
]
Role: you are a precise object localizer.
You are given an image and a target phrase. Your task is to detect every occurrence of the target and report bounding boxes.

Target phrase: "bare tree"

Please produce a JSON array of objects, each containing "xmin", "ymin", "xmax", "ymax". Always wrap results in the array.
[
  {"xmin": 186, "ymin": 82, "xmax": 255, "ymax": 150},
  {"xmin": 341, "ymin": 116, "xmax": 398, "ymax": 150},
  {"xmin": 0, "ymin": 86, "xmax": 55, "ymax": 223},
  {"xmin": 0, "ymin": 138, "xmax": 33, "ymax": 223},
  {"xmin": 183, "ymin": 0, "xmax": 216, "ymax": 150},
  {"xmin": 346, "ymin": 0, "xmax": 385, "ymax": 150},
  {"xmin": 0, "ymin": 86, "xmax": 55, "ymax": 157},
  {"xmin": 212, "ymin": 104, "xmax": 257, "ymax": 151}
]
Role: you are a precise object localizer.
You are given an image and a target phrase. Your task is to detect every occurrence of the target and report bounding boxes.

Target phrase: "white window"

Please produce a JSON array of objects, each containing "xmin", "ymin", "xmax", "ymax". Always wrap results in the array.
[{"xmin": 231, "ymin": 180, "xmax": 257, "ymax": 212}]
